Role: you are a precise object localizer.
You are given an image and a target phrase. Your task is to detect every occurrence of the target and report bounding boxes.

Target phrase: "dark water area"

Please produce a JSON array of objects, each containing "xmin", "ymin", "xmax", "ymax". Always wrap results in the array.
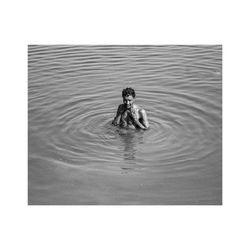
[{"xmin": 28, "ymin": 45, "xmax": 222, "ymax": 205}]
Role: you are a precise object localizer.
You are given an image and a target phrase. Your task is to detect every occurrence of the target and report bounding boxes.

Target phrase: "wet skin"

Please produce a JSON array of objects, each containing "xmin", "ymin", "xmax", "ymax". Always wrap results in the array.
[{"xmin": 112, "ymin": 95, "xmax": 149, "ymax": 130}]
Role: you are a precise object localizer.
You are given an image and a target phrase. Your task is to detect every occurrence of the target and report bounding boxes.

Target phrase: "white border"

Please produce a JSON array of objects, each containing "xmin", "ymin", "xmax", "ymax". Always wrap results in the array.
[{"xmin": 1, "ymin": 0, "xmax": 250, "ymax": 249}]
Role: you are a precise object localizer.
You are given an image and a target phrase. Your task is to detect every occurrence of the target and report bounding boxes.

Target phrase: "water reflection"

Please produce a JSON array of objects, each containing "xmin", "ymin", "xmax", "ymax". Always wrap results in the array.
[{"xmin": 116, "ymin": 129, "xmax": 144, "ymax": 165}]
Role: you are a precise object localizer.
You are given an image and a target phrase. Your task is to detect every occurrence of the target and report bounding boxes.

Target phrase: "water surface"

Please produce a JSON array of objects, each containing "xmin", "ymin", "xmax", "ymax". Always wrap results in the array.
[{"xmin": 28, "ymin": 45, "xmax": 222, "ymax": 205}]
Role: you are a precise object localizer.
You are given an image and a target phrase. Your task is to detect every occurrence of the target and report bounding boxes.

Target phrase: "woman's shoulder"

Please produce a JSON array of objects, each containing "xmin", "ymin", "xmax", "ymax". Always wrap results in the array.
[
  {"xmin": 137, "ymin": 107, "xmax": 147, "ymax": 117},
  {"xmin": 132, "ymin": 104, "xmax": 142, "ymax": 112},
  {"xmin": 133, "ymin": 104, "xmax": 140, "ymax": 110}
]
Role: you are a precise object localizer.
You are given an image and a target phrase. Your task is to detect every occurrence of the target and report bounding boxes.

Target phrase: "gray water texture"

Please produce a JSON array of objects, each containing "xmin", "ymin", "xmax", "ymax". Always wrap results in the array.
[{"xmin": 28, "ymin": 45, "xmax": 222, "ymax": 205}]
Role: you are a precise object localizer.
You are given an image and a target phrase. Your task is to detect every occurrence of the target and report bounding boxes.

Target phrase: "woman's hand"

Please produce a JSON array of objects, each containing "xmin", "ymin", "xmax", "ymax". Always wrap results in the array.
[{"xmin": 128, "ymin": 108, "xmax": 138, "ymax": 121}]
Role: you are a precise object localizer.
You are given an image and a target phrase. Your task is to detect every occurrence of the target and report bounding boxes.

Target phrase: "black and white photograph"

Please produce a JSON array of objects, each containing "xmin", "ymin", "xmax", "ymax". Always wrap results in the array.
[
  {"xmin": 2, "ymin": 0, "xmax": 250, "ymax": 249},
  {"xmin": 28, "ymin": 45, "xmax": 222, "ymax": 205}
]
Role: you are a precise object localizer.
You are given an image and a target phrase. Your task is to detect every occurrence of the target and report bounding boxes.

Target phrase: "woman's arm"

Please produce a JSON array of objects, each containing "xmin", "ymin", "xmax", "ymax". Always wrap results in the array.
[
  {"xmin": 130, "ymin": 108, "xmax": 149, "ymax": 130},
  {"xmin": 140, "ymin": 109, "xmax": 149, "ymax": 129},
  {"xmin": 112, "ymin": 104, "xmax": 123, "ymax": 126}
]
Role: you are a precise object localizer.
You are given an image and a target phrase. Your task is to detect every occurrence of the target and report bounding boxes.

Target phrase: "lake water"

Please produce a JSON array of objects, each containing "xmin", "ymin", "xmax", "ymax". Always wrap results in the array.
[{"xmin": 28, "ymin": 45, "xmax": 222, "ymax": 205}]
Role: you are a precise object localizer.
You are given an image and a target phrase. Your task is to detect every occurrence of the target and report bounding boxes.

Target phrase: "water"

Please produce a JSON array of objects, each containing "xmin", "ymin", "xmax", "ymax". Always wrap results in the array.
[{"xmin": 28, "ymin": 45, "xmax": 222, "ymax": 205}]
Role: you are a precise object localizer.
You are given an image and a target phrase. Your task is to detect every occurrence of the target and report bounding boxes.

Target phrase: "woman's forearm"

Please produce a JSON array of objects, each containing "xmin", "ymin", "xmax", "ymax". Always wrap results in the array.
[
  {"xmin": 112, "ymin": 115, "xmax": 121, "ymax": 126},
  {"xmin": 133, "ymin": 119, "xmax": 147, "ymax": 129}
]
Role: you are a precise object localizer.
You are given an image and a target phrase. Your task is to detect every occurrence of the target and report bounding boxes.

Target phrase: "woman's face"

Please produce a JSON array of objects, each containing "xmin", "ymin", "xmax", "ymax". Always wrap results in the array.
[{"xmin": 123, "ymin": 95, "xmax": 134, "ymax": 109}]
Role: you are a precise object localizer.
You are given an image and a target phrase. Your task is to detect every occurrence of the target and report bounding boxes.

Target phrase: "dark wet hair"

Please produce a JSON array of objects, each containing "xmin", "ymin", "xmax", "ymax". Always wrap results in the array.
[{"xmin": 122, "ymin": 87, "xmax": 136, "ymax": 98}]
